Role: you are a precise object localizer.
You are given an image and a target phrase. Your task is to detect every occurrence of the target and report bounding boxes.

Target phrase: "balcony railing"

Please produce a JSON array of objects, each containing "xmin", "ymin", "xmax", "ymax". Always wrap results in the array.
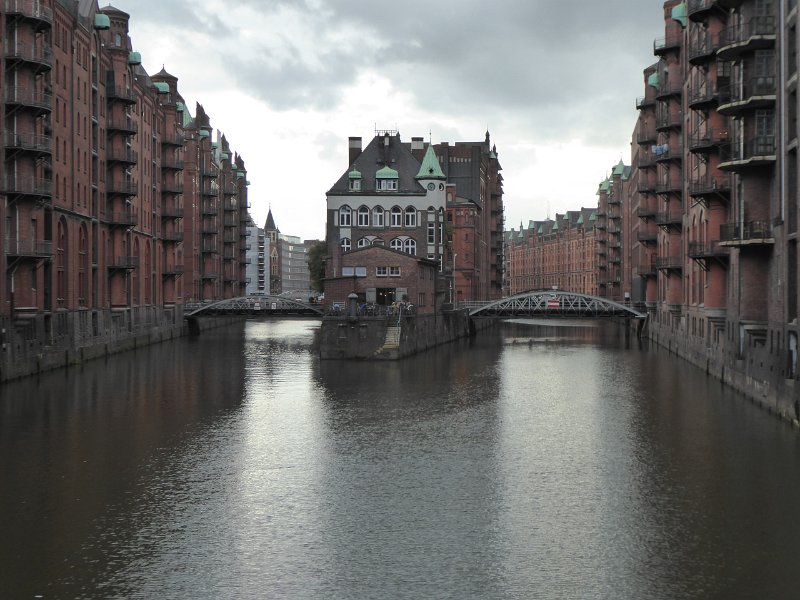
[
  {"xmin": 106, "ymin": 210, "xmax": 138, "ymax": 227},
  {"xmin": 689, "ymin": 175, "xmax": 732, "ymax": 198},
  {"xmin": 656, "ymin": 256, "xmax": 683, "ymax": 270},
  {"xmin": 106, "ymin": 147, "xmax": 138, "ymax": 164},
  {"xmin": 718, "ymin": 17, "xmax": 776, "ymax": 60},
  {"xmin": 654, "ymin": 34, "xmax": 682, "ymax": 55},
  {"xmin": 636, "ymin": 259, "xmax": 658, "ymax": 277},
  {"xmin": 4, "ymin": 86, "xmax": 52, "ymax": 111},
  {"xmin": 202, "ymin": 202, "xmax": 218, "ymax": 216},
  {"xmin": 637, "ymin": 205, "xmax": 656, "ymax": 219},
  {"xmin": 161, "ymin": 156, "xmax": 185, "ymax": 170},
  {"xmin": 1, "ymin": 175, "xmax": 52, "ymax": 197},
  {"xmin": 161, "ymin": 181, "xmax": 184, "ymax": 194},
  {"xmin": 655, "ymin": 212, "xmax": 682, "ymax": 227},
  {"xmin": 636, "ymin": 96, "xmax": 656, "ymax": 110},
  {"xmin": 719, "ymin": 220, "xmax": 774, "ymax": 244},
  {"xmin": 718, "ymin": 76, "xmax": 776, "ymax": 114},
  {"xmin": 4, "ymin": 131, "xmax": 51, "ymax": 153},
  {"xmin": 106, "ymin": 180, "xmax": 137, "ymax": 196},
  {"xmin": 688, "ymin": 240, "xmax": 729, "ymax": 258},
  {"xmin": 108, "ymin": 256, "xmax": 140, "ymax": 270},
  {"xmin": 4, "ymin": 41, "xmax": 53, "ymax": 68},
  {"xmin": 637, "ymin": 231, "xmax": 658, "ymax": 243},
  {"xmin": 688, "ymin": 128, "xmax": 729, "ymax": 153},
  {"xmin": 688, "ymin": 82, "xmax": 721, "ymax": 108},
  {"xmin": 656, "ymin": 110, "xmax": 683, "ymax": 131},
  {"xmin": 106, "ymin": 117, "xmax": 138, "ymax": 134},
  {"xmin": 162, "ymin": 265, "xmax": 185, "ymax": 276},
  {"xmin": 162, "ymin": 231, "xmax": 184, "ymax": 242},
  {"xmin": 718, "ymin": 136, "xmax": 776, "ymax": 168},
  {"xmin": 107, "ymin": 87, "xmax": 137, "ymax": 104},
  {"xmin": 688, "ymin": 31, "xmax": 721, "ymax": 64},
  {"xmin": 4, "ymin": 0, "xmax": 53, "ymax": 23},
  {"xmin": 162, "ymin": 133, "xmax": 185, "ymax": 147},
  {"xmin": 4, "ymin": 238, "xmax": 52, "ymax": 257},
  {"xmin": 161, "ymin": 206, "xmax": 184, "ymax": 219}
]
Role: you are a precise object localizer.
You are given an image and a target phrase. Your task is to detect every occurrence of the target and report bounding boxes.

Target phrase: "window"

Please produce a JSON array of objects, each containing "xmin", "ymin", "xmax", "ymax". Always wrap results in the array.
[
  {"xmin": 358, "ymin": 205, "xmax": 369, "ymax": 226},
  {"xmin": 376, "ymin": 266, "xmax": 388, "ymax": 277},
  {"xmin": 405, "ymin": 206, "xmax": 417, "ymax": 227},
  {"xmin": 339, "ymin": 205, "xmax": 351, "ymax": 226},
  {"xmin": 349, "ymin": 178, "xmax": 361, "ymax": 191},
  {"xmin": 404, "ymin": 238, "xmax": 416, "ymax": 255},
  {"xmin": 391, "ymin": 206, "xmax": 402, "ymax": 227},
  {"xmin": 427, "ymin": 222, "xmax": 436, "ymax": 244},
  {"xmin": 341, "ymin": 237, "xmax": 351, "ymax": 252},
  {"xmin": 373, "ymin": 206, "xmax": 385, "ymax": 227},
  {"xmin": 390, "ymin": 238, "xmax": 403, "ymax": 251},
  {"xmin": 389, "ymin": 267, "xmax": 401, "ymax": 277},
  {"xmin": 377, "ymin": 178, "xmax": 398, "ymax": 191},
  {"xmin": 357, "ymin": 237, "xmax": 370, "ymax": 248}
]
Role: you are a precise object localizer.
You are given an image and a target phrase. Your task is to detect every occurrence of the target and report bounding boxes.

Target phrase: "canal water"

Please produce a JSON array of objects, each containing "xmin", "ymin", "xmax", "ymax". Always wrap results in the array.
[{"xmin": 2, "ymin": 319, "xmax": 800, "ymax": 599}]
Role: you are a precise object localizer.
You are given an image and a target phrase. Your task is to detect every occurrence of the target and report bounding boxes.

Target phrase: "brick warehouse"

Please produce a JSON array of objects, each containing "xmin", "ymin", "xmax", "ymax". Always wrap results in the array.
[
  {"xmin": 324, "ymin": 129, "xmax": 504, "ymax": 308},
  {"xmin": 1, "ymin": 1, "xmax": 252, "ymax": 380}
]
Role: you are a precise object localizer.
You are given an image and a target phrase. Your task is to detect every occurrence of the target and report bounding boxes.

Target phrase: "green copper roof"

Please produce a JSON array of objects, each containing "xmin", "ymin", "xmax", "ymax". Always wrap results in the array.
[
  {"xmin": 589, "ymin": 211, "xmax": 597, "ymax": 221},
  {"xmin": 153, "ymin": 82, "xmax": 169, "ymax": 93},
  {"xmin": 220, "ymin": 152, "xmax": 229, "ymax": 161},
  {"xmin": 672, "ymin": 1, "xmax": 688, "ymax": 28},
  {"xmin": 648, "ymin": 71, "xmax": 660, "ymax": 88},
  {"xmin": 198, "ymin": 130, "xmax": 210, "ymax": 138},
  {"xmin": 416, "ymin": 145, "xmax": 446, "ymax": 180},
  {"xmin": 577, "ymin": 214, "xmax": 584, "ymax": 225},
  {"xmin": 94, "ymin": 14, "xmax": 110, "ymax": 29},
  {"xmin": 236, "ymin": 172, "xmax": 245, "ymax": 179},
  {"xmin": 599, "ymin": 178, "xmax": 610, "ymax": 192},
  {"xmin": 613, "ymin": 160, "xmax": 626, "ymax": 176},
  {"xmin": 348, "ymin": 168, "xmax": 362, "ymax": 179},
  {"xmin": 552, "ymin": 217, "xmax": 559, "ymax": 231},
  {"xmin": 176, "ymin": 101, "xmax": 185, "ymax": 112},
  {"xmin": 376, "ymin": 165, "xmax": 399, "ymax": 179},
  {"xmin": 537, "ymin": 224, "xmax": 543, "ymax": 234}
]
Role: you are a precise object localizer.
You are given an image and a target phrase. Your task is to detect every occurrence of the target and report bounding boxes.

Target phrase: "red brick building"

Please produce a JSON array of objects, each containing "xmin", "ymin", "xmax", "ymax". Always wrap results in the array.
[
  {"xmin": 504, "ymin": 208, "xmax": 598, "ymax": 296},
  {"xmin": 1, "ymin": 1, "xmax": 251, "ymax": 350},
  {"xmin": 324, "ymin": 245, "xmax": 439, "ymax": 314}
]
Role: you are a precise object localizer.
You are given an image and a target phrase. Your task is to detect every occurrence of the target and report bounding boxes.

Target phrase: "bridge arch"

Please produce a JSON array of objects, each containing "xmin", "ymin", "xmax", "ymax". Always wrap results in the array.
[
  {"xmin": 185, "ymin": 295, "xmax": 324, "ymax": 317},
  {"xmin": 467, "ymin": 290, "xmax": 645, "ymax": 319}
]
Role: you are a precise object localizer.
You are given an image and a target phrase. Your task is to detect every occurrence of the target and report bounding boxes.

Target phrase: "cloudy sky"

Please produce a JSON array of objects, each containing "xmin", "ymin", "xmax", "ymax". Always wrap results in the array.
[{"xmin": 110, "ymin": 0, "xmax": 668, "ymax": 240}]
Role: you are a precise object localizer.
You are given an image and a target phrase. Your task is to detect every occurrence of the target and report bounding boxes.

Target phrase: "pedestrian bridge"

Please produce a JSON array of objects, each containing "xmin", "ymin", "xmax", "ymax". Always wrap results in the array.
[
  {"xmin": 460, "ymin": 290, "xmax": 645, "ymax": 319},
  {"xmin": 185, "ymin": 295, "xmax": 325, "ymax": 317}
]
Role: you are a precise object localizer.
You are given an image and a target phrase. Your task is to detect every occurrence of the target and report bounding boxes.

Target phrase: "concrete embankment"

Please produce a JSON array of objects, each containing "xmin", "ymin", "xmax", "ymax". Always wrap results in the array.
[
  {"xmin": 0, "ymin": 308, "xmax": 241, "ymax": 383},
  {"xmin": 319, "ymin": 310, "xmax": 492, "ymax": 360}
]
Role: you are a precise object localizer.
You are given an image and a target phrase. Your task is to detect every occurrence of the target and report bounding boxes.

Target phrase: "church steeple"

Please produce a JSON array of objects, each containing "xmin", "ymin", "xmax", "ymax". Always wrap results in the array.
[{"xmin": 415, "ymin": 144, "xmax": 445, "ymax": 180}]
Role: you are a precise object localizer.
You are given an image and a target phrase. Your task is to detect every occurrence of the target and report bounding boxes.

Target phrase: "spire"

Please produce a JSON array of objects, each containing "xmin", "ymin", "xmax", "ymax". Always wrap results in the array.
[
  {"xmin": 264, "ymin": 208, "xmax": 278, "ymax": 232},
  {"xmin": 415, "ymin": 144, "xmax": 446, "ymax": 180}
]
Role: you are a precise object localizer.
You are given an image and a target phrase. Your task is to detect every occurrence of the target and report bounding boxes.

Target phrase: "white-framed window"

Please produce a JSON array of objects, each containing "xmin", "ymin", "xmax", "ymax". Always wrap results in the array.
[
  {"xmin": 378, "ymin": 178, "xmax": 398, "ymax": 191},
  {"xmin": 341, "ymin": 237, "xmax": 351, "ymax": 252},
  {"xmin": 390, "ymin": 238, "xmax": 404, "ymax": 252},
  {"xmin": 389, "ymin": 266, "xmax": 401, "ymax": 277},
  {"xmin": 391, "ymin": 206, "xmax": 402, "ymax": 227},
  {"xmin": 349, "ymin": 179, "xmax": 361, "ymax": 191},
  {"xmin": 405, "ymin": 206, "xmax": 417, "ymax": 227},
  {"xmin": 339, "ymin": 205, "xmax": 351, "ymax": 226},
  {"xmin": 376, "ymin": 266, "xmax": 388, "ymax": 277},
  {"xmin": 404, "ymin": 238, "xmax": 416, "ymax": 255},
  {"xmin": 427, "ymin": 222, "xmax": 436, "ymax": 244},
  {"xmin": 357, "ymin": 237, "xmax": 370, "ymax": 248},
  {"xmin": 342, "ymin": 266, "xmax": 354, "ymax": 276},
  {"xmin": 373, "ymin": 206, "xmax": 385, "ymax": 227},
  {"xmin": 355, "ymin": 266, "xmax": 367, "ymax": 277},
  {"xmin": 357, "ymin": 205, "xmax": 369, "ymax": 226}
]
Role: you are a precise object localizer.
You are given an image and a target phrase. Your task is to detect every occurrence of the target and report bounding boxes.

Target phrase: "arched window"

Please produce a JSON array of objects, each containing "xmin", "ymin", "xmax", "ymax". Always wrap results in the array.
[
  {"xmin": 405, "ymin": 206, "xmax": 417, "ymax": 227},
  {"xmin": 390, "ymin": 238, "xmax": 403, "ymax": 252},
  {"xmin": 357, "ymin": 205, "xmax": 370, "ymax": 227},
  {"xmin": 56, "ymin": 218, "xmax": 68, "ymax": 307},
  {"xmin": 404, "ymin": 238, "xmax": 417, "ymax": 255},
  {"xmin": 339, "ymin": 205, "xmax": 351, "ymax": 226},
  {"xmin": 78, "ymin": 224, "xmax": 88, "ymax": 307},
  {"xmin": 357, "ymin": 237, "xmax": 371, "ymax": 248},
  {"xmin": 391, "ymin": 206, "xmax": 402, "ymax": 227},
  {"xmin": 341, "ymin": 237, "xmax": 351, "ymax": 252},
  {"xmin": 373, "ymin": 206, "xmax": 385, "ymax": 227}
]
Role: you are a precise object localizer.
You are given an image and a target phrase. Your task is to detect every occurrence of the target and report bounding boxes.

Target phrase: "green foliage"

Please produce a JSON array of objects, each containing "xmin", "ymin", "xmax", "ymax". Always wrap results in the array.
[{"xmin": 307, "ymin": 241, "xmax": 327, "ymax": 293}]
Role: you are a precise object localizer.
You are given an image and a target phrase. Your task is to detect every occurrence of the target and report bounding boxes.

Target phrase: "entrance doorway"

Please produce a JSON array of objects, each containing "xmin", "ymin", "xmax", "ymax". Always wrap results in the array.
[{"xmin": 376, "ymin": 288, "xmax": 395, "ymax": 306}]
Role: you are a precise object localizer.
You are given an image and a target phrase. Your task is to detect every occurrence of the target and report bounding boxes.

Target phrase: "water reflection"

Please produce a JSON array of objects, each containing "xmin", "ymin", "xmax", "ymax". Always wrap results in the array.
[{"xmin": 1, "ymin": 318, "xmax": 800, "ymax": 599}]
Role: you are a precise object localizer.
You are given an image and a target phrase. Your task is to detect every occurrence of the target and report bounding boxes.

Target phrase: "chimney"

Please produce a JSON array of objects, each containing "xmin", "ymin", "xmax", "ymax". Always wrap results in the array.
[
  {"xmin": 411, "ymin": 137, "xmax": 424, "ymax": 151},
  {"xmin": 348, "ymin": 137, "xmax": 362, "ymax": 165}
]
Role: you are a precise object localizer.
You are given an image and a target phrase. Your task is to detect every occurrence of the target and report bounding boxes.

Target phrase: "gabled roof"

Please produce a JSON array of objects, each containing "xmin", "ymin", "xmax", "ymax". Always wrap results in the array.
[
  {"xmin": 328, "ymin": 133, "xmax": 426, "ymax": 195},
  {"xmin": 264, "ymin": 209, "xmax": 278, "ymax": 232}
]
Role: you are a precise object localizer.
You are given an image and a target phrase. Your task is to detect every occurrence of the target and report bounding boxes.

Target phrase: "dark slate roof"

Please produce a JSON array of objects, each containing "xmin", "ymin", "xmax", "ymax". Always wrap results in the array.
[
  {"xmin": 264, "ymin": 209, "xmax": 278, "ymax": 232},
  {"xmin": 328, "ymin": 134, "xmax": 425, "ymax": 196}
]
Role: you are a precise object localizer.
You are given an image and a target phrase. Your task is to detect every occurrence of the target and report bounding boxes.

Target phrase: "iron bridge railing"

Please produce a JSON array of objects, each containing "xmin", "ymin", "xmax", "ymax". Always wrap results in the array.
[{"xmin": 461, "ymin": 290, "xmax": 645, "ymax": 318}]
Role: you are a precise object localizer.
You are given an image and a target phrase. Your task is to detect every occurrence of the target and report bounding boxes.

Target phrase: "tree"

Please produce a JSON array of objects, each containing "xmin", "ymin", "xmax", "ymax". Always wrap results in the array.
[{"xmin": 307, "ymin": 241, "xmax": 327, "ymax": 293}]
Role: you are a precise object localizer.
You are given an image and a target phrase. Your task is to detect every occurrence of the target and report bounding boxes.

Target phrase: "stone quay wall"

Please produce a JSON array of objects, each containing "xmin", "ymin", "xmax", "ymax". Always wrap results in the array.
[
  {"xmin": 319, "ymin": 310, "xmax": 480, "ymax": 360},
  {"xmin": 0, "ymin": 307, "xmax": 240, "ymax": 382}
]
